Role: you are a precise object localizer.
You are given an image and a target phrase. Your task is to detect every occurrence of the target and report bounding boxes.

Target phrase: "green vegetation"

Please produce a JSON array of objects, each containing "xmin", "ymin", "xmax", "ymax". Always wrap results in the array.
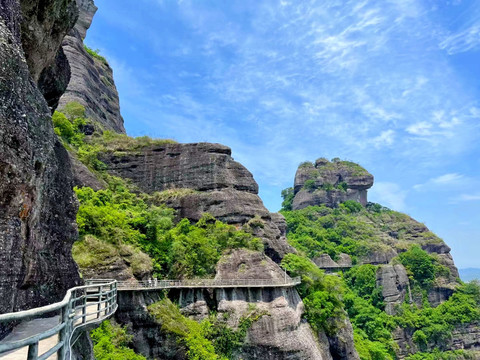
[
  {"xmin": 84, "ymin": 44, "xmax": 108, "ymax": 64},
  {"xmin": 405, "ymin": 349, "xmax": 478, "ymax": 360},
  {"xmin": 74, "ymin": 180, "xmax": 262, "ymax": 279},
  {"xmin": 91, "ymin": 320, "xmax": 146, "ymax": 360},
  {"xmin": 281, "ymin": 203, "xmax": 381, "ymax": 261},
  {"xmin": 280, "ymin": 187, "xmax": 294, "ymax": 211},
  {"xmin": 280, "ymin": 253, "xmax": 344, "ymax": 334},
  {"xmin": 52, "ymin": 103, "xmax": 177, "ymax": 172},
  {"xmin": 149, "ymin": 298, "xmax": 266, "ymax": 359},
  {"xmin": 397, "ymin": 245, "xmax": 450, "ymax": 288},
  {"xmin": 281, "ymin": 199, "xmax": 480, "ymax": 359}
]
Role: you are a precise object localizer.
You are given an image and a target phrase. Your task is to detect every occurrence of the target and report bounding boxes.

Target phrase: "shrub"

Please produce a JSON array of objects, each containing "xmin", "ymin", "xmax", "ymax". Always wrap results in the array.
[
  {"xmin": 398, "ymin": 245, "xmax": 436, "ymax": 287},
  {"xmin": 52, "ymin": 111, "xmax": 74, "ymax": 141},
  {"xmin": 91, "ymin": 321, "xmax": 146, "ymax": 360},
  {"xmin": 281, "ymin": 187, "xmax": 294, "ymax": 211},
  {"xmin": 303, "ymin": 179, "xmax": 316, "ymax": 191},
  {"xmin": 84, "ymin": 44, "xmax": 108, "ymax": 63}
]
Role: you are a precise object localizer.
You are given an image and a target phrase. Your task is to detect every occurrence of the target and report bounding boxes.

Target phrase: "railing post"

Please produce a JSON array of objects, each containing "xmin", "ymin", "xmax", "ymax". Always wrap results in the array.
[
  {"xmin": 82, "ymin": 289, "xmax": 87, "ymax": 324},
  {"xmin": 97, "ymin": 285, "xmax": 103, "ymax": 319},
  {"xmin": 27, "ymin": 342, "xmax": 38, "ymax": 360},
  {"xmin": 58, "ymin": 301, "xmax": 70, "ymax": 360}
]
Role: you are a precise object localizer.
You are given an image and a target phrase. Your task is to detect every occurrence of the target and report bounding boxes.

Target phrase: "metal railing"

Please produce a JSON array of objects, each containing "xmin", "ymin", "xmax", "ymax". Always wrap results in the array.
[
  {"xmin": 0, "ymin": 280, "xmax": 117, "ymax": 360},
  {"xmin": 116, "ymin": 276, "xmax": 302, "ymax": 290}
]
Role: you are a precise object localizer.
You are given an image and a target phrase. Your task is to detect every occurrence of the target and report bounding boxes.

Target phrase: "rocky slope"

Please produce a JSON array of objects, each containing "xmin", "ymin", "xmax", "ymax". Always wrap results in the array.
[
  {"xmin": 0, "ymin": 0, "xmax": 80, "ymax": 335},
  {"xmin": 99, "ymin": 142, "xmax": 295, "ymax": 262},
  {"xmin": 292, "ymin": 158, "xmax": 374, "ymax": 210},
  {"xmin": 58, "ymin": 0, "xmax": 125, "ymax": 133}
]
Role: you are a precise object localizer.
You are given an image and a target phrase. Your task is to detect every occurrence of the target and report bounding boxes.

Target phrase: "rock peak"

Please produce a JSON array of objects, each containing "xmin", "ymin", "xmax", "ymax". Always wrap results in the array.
[{"xmin": 291, "ymin": 158, "xmax": 374, "ymax": 210}]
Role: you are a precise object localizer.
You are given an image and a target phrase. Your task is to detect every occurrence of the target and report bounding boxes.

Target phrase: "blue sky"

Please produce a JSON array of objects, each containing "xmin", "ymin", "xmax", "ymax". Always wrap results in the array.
[{"xmin": 86, "ymin": 0, "xmax": 480, "ymax": 269}]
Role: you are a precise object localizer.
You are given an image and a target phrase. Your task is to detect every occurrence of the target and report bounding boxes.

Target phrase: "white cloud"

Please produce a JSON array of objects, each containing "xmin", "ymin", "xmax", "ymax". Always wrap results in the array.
[
  {"xmin": 431, "ymin": 173, "xmax": 464, "ymax": 185},
  {"xmin": 458, "ymin": 193, "xmax": 480, "ymax": 202},
  {"xmin": 414, "ymin": 173, "xmax": 466, "ymax": 191},
  {"xmin": 440, "ymin": 24, "xmax": 480, "ymax": 55},
  {"xmin": 406, "ymin": 122, "xmax": 433, "ymax": 136},
  {"xmin": 369, "ymin": 182, "xmax": 407, "ymax": 211},
  {"xmin": 371, "ymin": 130, "xmax": 395, "ymax": 148}
]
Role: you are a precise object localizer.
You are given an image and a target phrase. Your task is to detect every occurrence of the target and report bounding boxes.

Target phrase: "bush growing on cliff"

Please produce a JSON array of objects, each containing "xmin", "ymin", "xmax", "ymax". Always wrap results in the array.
[
  {"xmin": 281, "ymin": 253, "xmax": 345, "ymax": 333},
  {"xmin": 84, "ymin": 44, "xmax": 108, "ymax": 64},
  {"xmin": 75, "ymin": 182, "xmax": 262, "ymax": 279},
  {"xmin": 280, "ymin": 187, "xmax": 294, "ymax": 211},
  {"xmin": 149, "ymin": 298, "xmax": 266, "ymax": 359},
  {"xmin": 91, "ymin": 320, "xmax": 146, "ymax": 360}
]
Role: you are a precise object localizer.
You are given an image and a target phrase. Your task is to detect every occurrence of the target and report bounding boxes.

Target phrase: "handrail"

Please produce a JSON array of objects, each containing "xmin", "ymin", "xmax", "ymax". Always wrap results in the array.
[
  {"xmin": 116, "ymin": 276, "xmax": 302, "ymax": 290},
  {"xmin": 0, "ymin": 280, "xmax": 117, "ymax": 360}
]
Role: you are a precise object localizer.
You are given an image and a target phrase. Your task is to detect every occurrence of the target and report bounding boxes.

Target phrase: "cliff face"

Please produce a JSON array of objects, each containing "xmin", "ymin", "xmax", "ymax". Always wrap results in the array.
[
  {"xmin": 115, "ymin": 250, "xmax": 335, "ymax": 360},
  {"xmin": 292, "ymin": 158, "xmax": 373, "ymax": 210},
  {"xmin": 0, "ymin": 0, "xmax": 80, "ymax": 331},
  {"xmin": 58, "ymin": 0, "xmax": 125, "ymax": 133},
  {"xmin": 100, "ymin": 142, "xmax": 295, "ymax": 261}
]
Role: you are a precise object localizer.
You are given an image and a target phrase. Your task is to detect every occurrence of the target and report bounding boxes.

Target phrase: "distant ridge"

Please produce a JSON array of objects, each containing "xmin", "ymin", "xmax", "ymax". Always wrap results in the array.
[{"xmin": 459, "ymin": 268, "xmax": 480, "ymax": 282}]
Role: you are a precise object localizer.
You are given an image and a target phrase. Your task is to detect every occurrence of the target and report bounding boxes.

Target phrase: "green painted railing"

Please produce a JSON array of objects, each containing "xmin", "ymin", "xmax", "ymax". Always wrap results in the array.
[
  {"xmin": 0, "ymin": 280, "xmax": 117, "ymax": 360},
  {"xmin": 116, "ymin": 276, "xmax": 302, "ymax": 290}
]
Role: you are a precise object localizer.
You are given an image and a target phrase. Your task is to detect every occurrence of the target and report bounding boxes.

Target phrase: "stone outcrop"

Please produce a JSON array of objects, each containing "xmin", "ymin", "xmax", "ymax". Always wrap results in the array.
[
  {"xmin": 100, "ymin": 142, "xmax": 295, "ymax": 261},
  {"xmin": 313, "ymin": 253, "xmax": 352, "ymax": 271},
  {"xmin": 0, "ymin": 0, "xmax": 80, "ymax": 335},
  {"xmin": 376, "ymin": 264, "xmax": 409, "ymax": 315},
  {"xmin": 58, "ymin": 0, "xmax": 125, "ymax": 133},
  {"xmin": 292, "ymin": 158, "xmax": 373, "ymax": 210},
  {"xmin": 69, "ymin": 152, "xmax": 106, "ymax": 190},
  {"xmin": 394, "ymin": 322, "xmax": 480, "ymax": 357},
  {"xmin": 115, "ymin": 250, "xmax": 349, "ymax": 360}
]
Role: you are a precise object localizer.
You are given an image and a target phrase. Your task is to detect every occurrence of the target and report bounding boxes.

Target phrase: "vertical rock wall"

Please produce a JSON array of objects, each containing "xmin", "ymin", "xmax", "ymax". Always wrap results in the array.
[
  {"xmin": 0, "ymin": 0, "xmax": 80, "ymax": 334},
  {"xmin": 58, "ymin": 0, "xmax": 125, "ymax": 133}
]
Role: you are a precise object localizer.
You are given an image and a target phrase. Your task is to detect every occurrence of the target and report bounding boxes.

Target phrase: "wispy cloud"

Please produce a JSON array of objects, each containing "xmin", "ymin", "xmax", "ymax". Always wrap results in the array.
[
  {"xmin": 369, "ymin": 182, "xmax": 408, "ymax": 211},
  {"xmin": 440, "ymin": 24, "xmax": 480, "ymax": 54},
  {"xmin": 414, "ymin": 173, "xmax": 466, "ymax": 191},
  {"xmin": 457, "ymin": 193, "xmax": 480, "ymax": 202}
]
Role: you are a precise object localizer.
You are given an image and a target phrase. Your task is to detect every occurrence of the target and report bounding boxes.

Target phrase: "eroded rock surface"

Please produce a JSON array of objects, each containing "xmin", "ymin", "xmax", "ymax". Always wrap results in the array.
[
  {"xmin": 101, "ymin": 142, "xmax": 295, "ymax": 261},
  {"xmin": 376, "ymin": 264, "xmax": 409, "ymax": 315},
  {"xmin": 292, "ymin": 158, "xmax": 373, "ymax": 210},
  {"xmin": 0, "ymin": 0, "xmax": 80, "ymax": 334},
  {"xmin": 58, "ymin": 0, "xmax": 125, "ymax": 133}
]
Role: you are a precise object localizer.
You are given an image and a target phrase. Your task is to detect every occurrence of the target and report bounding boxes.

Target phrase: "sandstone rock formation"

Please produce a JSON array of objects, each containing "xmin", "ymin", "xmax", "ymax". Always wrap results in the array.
[
  {"xmin": 100, "ymin": 142, "xmax": 295, "ymax": 261},
  {"xmin": 0, "ymin": 0, "xmax": 80, "ymax": 334},
  {"xmin": 292, "ymin": 158, "xmax": 374, "ymax": 210},
  {"xmin": 115, "ymin": 250, "xmax": 341, "ymax": 360},
  {"xmin": 58, "ymin": 0, "xmax": 125, "ymax": 133},
  {"xmin": 376, "ymin": 264, "xmax": 409, "ymax": 315}
]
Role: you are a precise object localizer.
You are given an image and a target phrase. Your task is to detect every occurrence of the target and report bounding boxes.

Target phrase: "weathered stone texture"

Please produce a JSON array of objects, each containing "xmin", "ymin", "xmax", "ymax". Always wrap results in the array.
[
  {"xmin": 57, "ymin": 0, "xmax": 125, "ymax": 133},
  {"xmin": 292, "ymin": 159, "xmax": 373, "ymax": 210},
  {"xmin": 0, "ymin": 0, "xmax": 80, "ymax": 331},
  {"xmin": 376, "ymin": 264, "xmax": 409, "ymax": 315},
  {"xmin": 101, "ymin": 142, "xmax": 295, "ymax": 261}
]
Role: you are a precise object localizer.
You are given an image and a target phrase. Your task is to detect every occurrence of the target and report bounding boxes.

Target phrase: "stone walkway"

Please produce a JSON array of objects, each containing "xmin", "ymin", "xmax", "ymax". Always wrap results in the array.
[
  {"xmin": 0, "ymin": 304, "xmax": 101, "ymax": 360},
  {"xmin": 0, "ymin": 316, "xmax": 59, "ymax": 359}
]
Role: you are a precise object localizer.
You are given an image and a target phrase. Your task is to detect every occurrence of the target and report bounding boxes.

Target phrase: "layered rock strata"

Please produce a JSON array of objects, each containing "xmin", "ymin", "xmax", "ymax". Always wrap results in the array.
[
  {"xmin": 100, "ymin": 142, "xmax": 295, "ymax": 261},
  {"xmin": 58, "ymin": 0, "xmax": 125, "ymax": 133},
  {"xmin": 0, "ymin": 0, "xmax": 80, "ymax": 334},
  {"xmin": 292, "ymin": 158, "xmax": 374, "ymax": 210}
]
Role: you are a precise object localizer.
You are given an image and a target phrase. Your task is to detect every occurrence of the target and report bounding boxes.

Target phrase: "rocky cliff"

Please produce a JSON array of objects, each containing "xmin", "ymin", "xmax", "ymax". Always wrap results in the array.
[
  {"xmin": 58, "ymin": 0, "xmax": 125, "ymax": 133},
  {"xmin": 99, "ymin": 142, "xmax": 294, "ymax": 262},
  {"xmin": 0, "ymin": 0, "xmax": 80, "ymax": 334},
  {"xmin": 292, "ymin": 158, "xmax": 374, "ymax": 210},
  {"xmin": 115, "ymin": 250, "xmax": 337, "ymax": 360}
]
